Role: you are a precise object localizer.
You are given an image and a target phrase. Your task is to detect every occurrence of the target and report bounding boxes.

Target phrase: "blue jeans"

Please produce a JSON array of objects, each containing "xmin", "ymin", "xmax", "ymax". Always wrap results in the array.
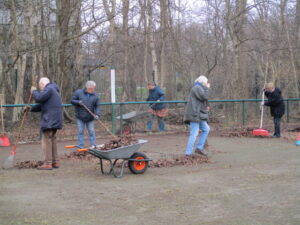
[
  {"xmin": 147, "ymin": 113, "xmax": 165, "ymax": 131},
  {"xmin": 76, "ymin": 119, "xmax": 96, "ymax": 148},
  {"xmin": 185, "ymin": 121, "xmax": 210, "ymax": 155}
]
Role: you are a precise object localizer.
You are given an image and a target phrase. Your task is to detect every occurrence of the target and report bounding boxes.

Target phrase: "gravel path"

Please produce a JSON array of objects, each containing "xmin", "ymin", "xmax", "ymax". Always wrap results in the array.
[{"xmin": 0, "ymin": 133, "xmax": 300, "ymax": 225}]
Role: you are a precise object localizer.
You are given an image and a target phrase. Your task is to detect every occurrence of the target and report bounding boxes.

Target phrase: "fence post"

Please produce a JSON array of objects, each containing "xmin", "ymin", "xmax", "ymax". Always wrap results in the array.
[
  {"xmin": 119, "ymin": 103, "xmax": 124, "ymax": 135},
  {"xmin": 0, "ymin": 94, "xmax": 5, "ymax": 132},
  {"xmin": 242, "ymin": 100, "xmax": 245, "ymax": 125},
  {"xmin": 111, "ymin": 104, "xmax": 116, "ymax": 135},
  {"xmin": 286, "ymin": 99, "xmax": 289, "ymax": 123}
]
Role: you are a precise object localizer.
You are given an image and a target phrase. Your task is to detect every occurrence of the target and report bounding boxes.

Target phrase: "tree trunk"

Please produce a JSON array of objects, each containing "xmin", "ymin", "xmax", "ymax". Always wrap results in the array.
[
  {"xmin": 122, "ymin": 0, "xmax": 130, "ymax": 101},
  {"xmin": 147, "ymin": 0, "xmax": 159, "ymax": 85},
  {"xmin": 280, "ymin": 0, "xmax": 299, "ymax": 98},
  {"xmin": 139, "ymin": 0, "xmax": 149, "ymax": 85}
]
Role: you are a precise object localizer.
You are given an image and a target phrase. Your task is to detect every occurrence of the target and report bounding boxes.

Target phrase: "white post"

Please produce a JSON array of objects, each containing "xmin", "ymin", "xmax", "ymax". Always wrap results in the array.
[{"xmin": 110, "ymin": 66, "xmax": 116, "ymax": 103}]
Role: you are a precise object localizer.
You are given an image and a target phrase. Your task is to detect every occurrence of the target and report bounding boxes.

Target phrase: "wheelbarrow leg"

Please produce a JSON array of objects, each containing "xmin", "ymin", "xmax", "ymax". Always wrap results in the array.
[
  {"xmin": 99, "ymin": 158, "xmax": 126, "ymax": 178},
  {"xmin": 99, "ymin": 158, "xmax": 104, "ymax": 174},
  {"xmin": 111, "ymin": 160, "xmax": 127, "ymax": 178},
  {"xmin": 99, "ymin": 158, "xmax": 114, "ymax": 175}
]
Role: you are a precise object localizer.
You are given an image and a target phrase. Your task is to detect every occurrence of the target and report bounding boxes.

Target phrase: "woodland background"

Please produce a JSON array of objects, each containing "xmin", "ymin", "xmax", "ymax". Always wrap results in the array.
[{"xmin": 0, "ymin": 0, "xmax": 300, "ymax": 122}]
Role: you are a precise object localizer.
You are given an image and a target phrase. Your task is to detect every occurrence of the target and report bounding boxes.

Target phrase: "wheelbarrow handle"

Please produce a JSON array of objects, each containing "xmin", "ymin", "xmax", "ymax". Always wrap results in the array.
[
  {"xmin": 64, "ymin": 145, "xmax": 77, "ymax": 149},
  {"xmin": 77, "ymin": 148, "xmax": 88, "ymax": 152},
  {"xmin": 64, "ymin": 145, "xmax": 88, "ymax": 152}
]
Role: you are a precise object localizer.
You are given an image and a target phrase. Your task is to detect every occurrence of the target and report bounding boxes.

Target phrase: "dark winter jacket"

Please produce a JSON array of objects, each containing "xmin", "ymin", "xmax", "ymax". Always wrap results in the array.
[
  {"xmin": 146, "ymin": 86, "xmax": 166, "ymax": 110},
  {"xmin": 183, "ymin": 82, "xmax": 209, "ymax": 123},
  {"xmin": 264, "ymin": 87, "xmax": 285, "ymax": 118},
  {"xmin": 31, "ymin": 83, "xmax": 63, "ymax": 131},
  {"xmin": 71, "ymin": 89, "xmax": 100, "ymax": 122}
]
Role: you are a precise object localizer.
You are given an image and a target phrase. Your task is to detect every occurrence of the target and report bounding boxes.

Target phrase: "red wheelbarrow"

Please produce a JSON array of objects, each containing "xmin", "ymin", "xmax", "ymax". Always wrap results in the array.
[{"xmin": 65, "ymin": 139, "xmax": 151, "ymax": 178}]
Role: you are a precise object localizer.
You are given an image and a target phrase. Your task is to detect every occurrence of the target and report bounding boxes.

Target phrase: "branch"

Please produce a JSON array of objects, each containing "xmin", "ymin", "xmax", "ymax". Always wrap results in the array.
[{"xmin": 4, "ymin": 53, "xmax": 19, "ymax": 74}]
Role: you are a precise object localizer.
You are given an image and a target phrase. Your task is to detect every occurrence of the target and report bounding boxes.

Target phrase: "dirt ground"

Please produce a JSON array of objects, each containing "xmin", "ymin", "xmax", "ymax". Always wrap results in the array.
[{"xmin": 0, "ymin": 129, "xmax": 300, "ymax": 225}]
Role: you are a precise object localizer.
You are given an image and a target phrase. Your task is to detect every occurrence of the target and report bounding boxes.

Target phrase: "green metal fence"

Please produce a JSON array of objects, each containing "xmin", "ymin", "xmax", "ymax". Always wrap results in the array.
[{"xmin": 1, "ymin": 98, "xmax": 300, "ymax": 134}]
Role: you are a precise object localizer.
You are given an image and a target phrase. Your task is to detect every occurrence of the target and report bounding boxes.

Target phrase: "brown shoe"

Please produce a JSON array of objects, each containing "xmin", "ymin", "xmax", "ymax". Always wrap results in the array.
[
  {"xmin": 52, "ymin": 162, "xmax": 60, "ymax": 169},
  {"xmin": 37, "ymin": 163, "xmax": 53, "ymax": 170},
  {"xmin": 195, "ymin": 149, "xmax": 208, "ymax": 157},
  {"xmin": 204, "ymin": 141, "xmax": 209, "ymax": 150}
]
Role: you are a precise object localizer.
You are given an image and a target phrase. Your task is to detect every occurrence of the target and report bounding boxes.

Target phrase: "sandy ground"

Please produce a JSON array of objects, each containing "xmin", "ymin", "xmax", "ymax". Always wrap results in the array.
[{"xmin": 0, "ymin": 132, "xmax": 300, "ymax": 225}]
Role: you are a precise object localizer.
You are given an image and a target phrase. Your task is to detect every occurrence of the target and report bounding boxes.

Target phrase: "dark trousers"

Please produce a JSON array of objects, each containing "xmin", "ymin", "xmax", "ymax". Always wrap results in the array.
[{"xmin": 273, "ymin": 117, "xmax": 281, "ymax": 137}]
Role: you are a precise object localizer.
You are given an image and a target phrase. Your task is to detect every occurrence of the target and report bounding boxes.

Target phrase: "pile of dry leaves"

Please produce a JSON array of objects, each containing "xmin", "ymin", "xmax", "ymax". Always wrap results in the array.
[
  {"xmin": 15, "ymin": 160, "xmax": 44, "ymax": 169},
  {"xmin": 149, "ymin": 155, "xmax": 209, "ymax": 168},
  {"xmin": 94, "ymin": 135, "xmax": 138, "ymax": 151}
]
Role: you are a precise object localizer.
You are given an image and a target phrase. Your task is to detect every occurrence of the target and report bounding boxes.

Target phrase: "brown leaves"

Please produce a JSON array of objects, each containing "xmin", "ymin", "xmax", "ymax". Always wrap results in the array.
[
  {"xmin": 149, "ymin": 155, "xmax": 209, "ymax": 168},
  {"xmin": 61, "ymin": 150, "xmax": 97, "ymax": 161},
  {"xmin": 15, "ymin": 160, "xmax": 44, "ymax": 169},
  {"xmin": 219, "ymin": 128, "xmax": 253, "ymax": 137},
  {"xmin": 95, "ymin": 134, "xmax": 138, "ymax": 151}
]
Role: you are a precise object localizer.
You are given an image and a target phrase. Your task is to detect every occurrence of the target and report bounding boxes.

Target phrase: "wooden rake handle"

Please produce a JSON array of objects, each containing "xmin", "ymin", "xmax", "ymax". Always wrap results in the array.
[{"xmin": 80, "ymin": 103, "xmax": 116, "ymax": 137}]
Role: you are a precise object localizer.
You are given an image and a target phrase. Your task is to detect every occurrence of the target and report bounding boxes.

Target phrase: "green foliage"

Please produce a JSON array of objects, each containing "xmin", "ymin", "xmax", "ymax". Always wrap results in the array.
[{"xmin": 136, "ymin": 87, "xmax": 148, "ymax": 100}]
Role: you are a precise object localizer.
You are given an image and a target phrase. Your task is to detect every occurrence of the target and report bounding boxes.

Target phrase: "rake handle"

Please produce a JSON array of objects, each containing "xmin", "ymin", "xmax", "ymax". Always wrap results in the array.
[
  {"xmin": 0, "ymin": 101, "xmax": 4, "ymax": 134},
  {"xmin": 260, "ymin": 90, "xmax": 265, "ymax": 129},
  {"xmin": 80, "ymin": 103, "xmax": 116, "ymax": 137},
  {"xmin": 15, "ymin": 76, "xmax": 38, "ymax": 146},
  {"xmin": 15, "ymin": 96, "xmax": 33, "ymax": 146}
]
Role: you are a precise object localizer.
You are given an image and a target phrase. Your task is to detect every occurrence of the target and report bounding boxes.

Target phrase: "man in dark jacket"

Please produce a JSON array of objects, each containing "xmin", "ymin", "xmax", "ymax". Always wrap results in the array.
[
  {"xmin": 262, "ymin": 82, "xmax": 285, "ymax": 138},
  {"xmin": 27, "ymin": 77, "xmax": 63, "ymax": 170},
  {"xmin": 146, "ymin": 82, "xmax": 168, "ymax": 132},
  {"xmin": 71, "ymin": 81, "xmax": 100, "ymax": 148},
  {"xmin": 184, "ymin": 75, "xmax": 210, "ymax": 156}
]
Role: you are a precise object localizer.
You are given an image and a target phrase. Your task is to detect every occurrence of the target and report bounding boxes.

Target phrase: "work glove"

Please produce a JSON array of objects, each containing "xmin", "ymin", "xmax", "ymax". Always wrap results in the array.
[
  {"xmin": 94, "ymin": 115, "xmax": 99, "ymax": 120},
  {"xmin": 157, "ymin": 99, "xmax": 160, "ymax": 102},
  {"xmin": 78, "ymin": 100, "xmax": 83, "ymax": 106},
  {"xmin": 30, "ymin": 86, "xmax": 37, "ymax": 93},
  {"xmin": 23, "ymin": 106, "xmax": 32, "ymax": 113}
]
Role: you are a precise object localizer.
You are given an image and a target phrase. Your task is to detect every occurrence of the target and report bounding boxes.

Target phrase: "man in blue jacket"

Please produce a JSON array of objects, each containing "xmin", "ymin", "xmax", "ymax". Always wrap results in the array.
[
  {"xmin": 71, "ymin": 81, "xmax": 100, "ymax": 148},
  {"xmin": 27, "ymin": 77, "xmax": 63, "ymax": 170},
  {"xmin": 146, "ymin": 82, "xmax": 168, "ymax": 132}
]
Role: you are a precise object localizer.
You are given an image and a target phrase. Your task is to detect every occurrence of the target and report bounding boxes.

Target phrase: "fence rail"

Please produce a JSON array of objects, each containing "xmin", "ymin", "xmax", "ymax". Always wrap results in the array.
[{"xmin": 1, "ymin": 98, "xmax": 300, "ymax": 134}]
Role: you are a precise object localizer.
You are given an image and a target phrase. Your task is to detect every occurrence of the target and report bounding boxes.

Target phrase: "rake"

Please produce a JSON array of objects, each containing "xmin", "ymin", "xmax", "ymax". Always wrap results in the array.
[{"xmin": 3, "ymin": 77, "xmax": 37, "ymax": 169}]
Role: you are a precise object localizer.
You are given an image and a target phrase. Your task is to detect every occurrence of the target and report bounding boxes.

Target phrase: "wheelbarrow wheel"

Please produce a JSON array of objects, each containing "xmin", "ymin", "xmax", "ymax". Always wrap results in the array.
[
  {"xmin": 123, "ymin": 124, "xmax": 132, "ymax": 135},
  {"xmin": 128, "ymin": 152, "xmax": 148, "ymax": 174}
]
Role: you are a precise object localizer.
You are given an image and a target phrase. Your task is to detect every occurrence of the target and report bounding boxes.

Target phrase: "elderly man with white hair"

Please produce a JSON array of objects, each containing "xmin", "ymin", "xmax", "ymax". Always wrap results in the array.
[
  {"xmin": 262, "ymin": 82, "xmax": 285, "ymax": 138},
  {"xmin": 71, "ymin": 80, "xmax": 100, "ymax": 148},
  {"xmin": 26, "ymin": 77, "xmax": 63, "ymax": 170},
  {"xmin": 183, "ymin": 75, "xmax": 211, "ymax": 156}
]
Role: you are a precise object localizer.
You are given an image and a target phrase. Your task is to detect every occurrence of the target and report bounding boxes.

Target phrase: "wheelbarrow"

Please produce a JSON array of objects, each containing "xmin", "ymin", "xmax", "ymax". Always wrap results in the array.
[
  {"xmin": 116, "ymin": 111, "xmax": 149, "ymax": 135},
  {"xmin": 65, "ymin": 139, "xmax": 151, "ymax": 178}
]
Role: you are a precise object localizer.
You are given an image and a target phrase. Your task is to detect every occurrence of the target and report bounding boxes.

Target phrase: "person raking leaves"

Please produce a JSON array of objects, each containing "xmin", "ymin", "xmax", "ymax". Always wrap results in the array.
[
  {"xmin": 261, "ymin": 82, "xmax": 285, "ymax": 138},
  {"xmin": 146, "ymin": 82, "xmax": 168, "ymax": 132},
  {"xmin": 24, "ymin": 77, "xmax": 63, "ymax": 170},
  {"xmin": 71, "ymin": 81, "xmax": 100, "ymax": 148}
]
